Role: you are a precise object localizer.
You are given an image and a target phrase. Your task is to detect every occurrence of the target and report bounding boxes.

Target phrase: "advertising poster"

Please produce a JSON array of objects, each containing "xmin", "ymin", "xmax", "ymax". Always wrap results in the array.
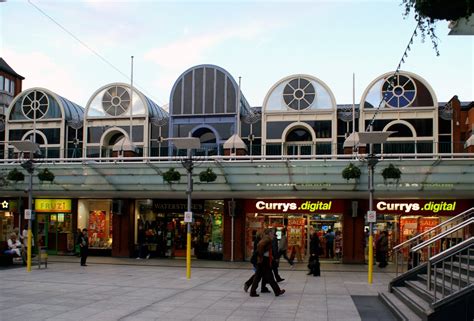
[
  {"xmin": 88, "ymin": 210, "xmax": 106, "ymax": 247},
  {"xmin": 400, "ymin": 216, "xmax": 419, "ymax": 256}
]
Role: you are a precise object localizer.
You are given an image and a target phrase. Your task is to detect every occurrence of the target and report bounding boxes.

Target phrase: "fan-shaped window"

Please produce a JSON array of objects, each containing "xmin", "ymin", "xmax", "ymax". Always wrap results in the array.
[
  {"xmin": 21, "ymin": 91, "xmax": 49, "ymax": 120},
  {"xmin": 102, "ymin": 86, "xmax": 131, "ymax": 116},
  {"xmin": 387, "ymin": 123, "xmax": 413, "ymax": 137},
  {"xmin": 193, "ymin": 127, "xmax": 216, "ymax": 144},
  {"xmin": 286, "ymin": 128, "xmax": 312, "ymax": 141},
  {"xmin": 283, "ymin": 78, "xmax": 315, "ymax": 110},
  {"xmin": 382, "ymin": 75, "xmax": 416, "ymax": 108}
]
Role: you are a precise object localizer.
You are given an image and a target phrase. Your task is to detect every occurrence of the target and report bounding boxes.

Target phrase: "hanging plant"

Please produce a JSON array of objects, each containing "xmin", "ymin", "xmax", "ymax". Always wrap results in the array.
[
  {"xmin": 199, "ymin": 168, "xmax": 217, "ymax": 183},
  {"xmin": 7, "ymin": 168, "xmax": 25, "ymax": 182},
  {"xmin": 342, "ymin": 163, "xmax": 361, "ymax": 181},
  {"xmin": 38, "ymin": 168, "xmax": 55, "ymax": 182},
  {"xmin": 382, "ymin": 164, "xmax": 402, "ymax": 182},
  {"xmin": 162, "ymin": 168, "xmax": 181, "ymax": 183}
]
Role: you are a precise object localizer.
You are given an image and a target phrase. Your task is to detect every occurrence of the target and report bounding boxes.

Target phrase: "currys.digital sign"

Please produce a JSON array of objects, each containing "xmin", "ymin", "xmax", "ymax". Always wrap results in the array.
[
  {"xmin": 375, "ymin": 200, "xmax": 469, "ymax": 215},
  {"xmin": 247, "ymin": 199, "xmax": 344, "ymax": 214}
]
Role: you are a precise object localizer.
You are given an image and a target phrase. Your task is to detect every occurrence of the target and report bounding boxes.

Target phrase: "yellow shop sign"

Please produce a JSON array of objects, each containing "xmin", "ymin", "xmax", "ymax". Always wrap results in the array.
[{"xmin": 35, "ymin": 199, "xmax": 72, "ymax": 212}]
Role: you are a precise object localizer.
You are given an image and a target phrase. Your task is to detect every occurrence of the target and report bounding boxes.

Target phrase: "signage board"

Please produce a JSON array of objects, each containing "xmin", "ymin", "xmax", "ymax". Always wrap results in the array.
[
  {"xmin": 184, "ymin": 211, "xmax": 193, "ymax": 223},
  {"xmin": 25, "ymin": 209, "xmax": 32, "ymax": 220},
  {"xmin": 35, "ymin": 199, "xmax": 72, "ymax": 213},
  {"xmin": 367, "ymin": 210, "xmax": 377, "ymax": 223}
]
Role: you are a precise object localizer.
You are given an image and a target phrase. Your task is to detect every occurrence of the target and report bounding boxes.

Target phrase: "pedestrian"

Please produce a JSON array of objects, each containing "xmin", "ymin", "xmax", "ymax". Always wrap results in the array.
[
  {"xmin": 79, "ymin": 228, "xmax": 89, "ymax": 266},
  {"xmin": 249, "ymin": 228, "xmax": 285, "ymax": 297},
  {"xmin": 244, "ymin": 231, "xmax": 269, "ymax": 293},
  {"xmin": 270, "ymin": 228, "xmax": 284, "ymax": 282},
  {"xmin": 376, "ymin": 230, "xmax": 388, "ymax": 268},
  {"xmin": 278, "ymin": 228, "xmax": 294, "ymax": 266},
  {"xmin": 307, "ymin": 232, "xmax": 321, "ymax": 276},
  {"xmin": 325, "ymin": 228, "xmax": 335, "ymax": 258},
  {"xmin": 334, "ymin": 230, "xmax": 342, "ymax": 260}
]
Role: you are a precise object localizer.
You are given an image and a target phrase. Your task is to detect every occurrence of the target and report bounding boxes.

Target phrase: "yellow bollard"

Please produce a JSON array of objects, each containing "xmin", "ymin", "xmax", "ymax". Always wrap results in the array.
[
  {"xmin": 186, "ymin": 230, "xmax": 191, "ymax": 279},
  {"xmin": 368, "ymin": 234, "xmax": 373, "ymax": 284}
]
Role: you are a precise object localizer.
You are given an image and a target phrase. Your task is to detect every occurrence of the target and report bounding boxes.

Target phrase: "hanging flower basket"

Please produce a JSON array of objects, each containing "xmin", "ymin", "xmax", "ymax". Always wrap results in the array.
[
  {"xmin": 342, "ymin": 163, "xmax": 361, "ymax": 181},
  {"xmin": 38, "ymin": 168, "xmax": 55, "ymax": 182},
  {"xmin": 162, "ymin": 168, "xmax": 181, "ymax": 183},
  {"xmin": 7, "ymin": 168, "xmax": 25, "ymax": 182},
  {"xmin": 199, "ymin": 168, "xmax": 217, "ymax": 183},
  {"xmin": 414, "ymin": 0, "xmax": 473, "ymax": 21},
  {"xmin": 382, "ymin": 164, "xmax": 402, "ymax": 182}
]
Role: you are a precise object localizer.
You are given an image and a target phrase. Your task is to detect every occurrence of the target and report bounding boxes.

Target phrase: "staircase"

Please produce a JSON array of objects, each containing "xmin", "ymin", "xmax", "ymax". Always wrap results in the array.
[{"xmin": 379, "ymin": 208, "xmax": 474, "ymax": 321}]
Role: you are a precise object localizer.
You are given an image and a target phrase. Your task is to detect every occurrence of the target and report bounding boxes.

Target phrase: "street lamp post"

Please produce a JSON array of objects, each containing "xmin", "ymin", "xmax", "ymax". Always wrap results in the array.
[
  {"xmin": 345, "ymin": 131, "xmax": 393, "ymax": 284},
  {"xmin": 10, "ymin": 141, "xmax": 41, "ymax": 273},
  {"xmin": 168, "ymin": 137, "xmax": 201, "ymax": 280}
]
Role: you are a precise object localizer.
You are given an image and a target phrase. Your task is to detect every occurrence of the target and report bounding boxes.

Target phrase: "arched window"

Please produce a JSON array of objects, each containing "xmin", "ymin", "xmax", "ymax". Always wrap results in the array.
[{"xmin": 285, "ymin": 127, "xmax": 312, "ymax": 156}]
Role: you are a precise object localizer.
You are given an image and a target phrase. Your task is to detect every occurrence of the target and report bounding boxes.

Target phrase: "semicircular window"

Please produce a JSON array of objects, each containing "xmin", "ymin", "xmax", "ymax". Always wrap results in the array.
[
  {"xmin": 286, "ymin": 128, "xmax": 312, "ymax": 141},
  {"xmin": 102, "ymin": 86, "xmax": 131, "ymax": 116},
  {"xmin": 382, "ymin": 75, "xmax": 416, "ymax": 108},
  {"xmin": 21, "ymin": 91, "xmax": 49, "ymax": 120},
  {"xmin": 283, "ymin": 78, "xmax": 315, "ymax": 110}
]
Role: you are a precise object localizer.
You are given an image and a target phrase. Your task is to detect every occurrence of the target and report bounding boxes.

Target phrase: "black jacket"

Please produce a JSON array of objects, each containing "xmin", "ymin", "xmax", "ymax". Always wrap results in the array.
[{"xmin": 310, "ymin": 235, "xmax": 320, "ymax": 256}]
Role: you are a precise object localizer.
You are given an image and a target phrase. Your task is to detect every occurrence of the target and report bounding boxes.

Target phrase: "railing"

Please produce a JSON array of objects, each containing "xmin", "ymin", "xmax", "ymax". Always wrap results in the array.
[
  {"xmin": 2, "ymin": 141, "xmax": 473, "ymax": 160},
  {"xmin": 393, "ymin": 207, "xmax": 474, "ymax": 276},
  {"xmin": 429, "ymin": 237, "xmax": 473, "ymax": 304},
  {"xmin": 410, "ymin": 217, "xmax": 473, "ymax": 290}
]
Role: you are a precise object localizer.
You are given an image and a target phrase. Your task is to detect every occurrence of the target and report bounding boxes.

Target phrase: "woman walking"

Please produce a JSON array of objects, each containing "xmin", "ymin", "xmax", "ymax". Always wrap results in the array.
[{"xmin": 307, "ymin": 232, "xmax": 321, "ymax": 276}]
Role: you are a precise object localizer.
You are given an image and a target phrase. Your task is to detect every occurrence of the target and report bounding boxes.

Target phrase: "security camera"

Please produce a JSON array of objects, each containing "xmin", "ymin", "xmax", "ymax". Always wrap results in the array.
[{"xmin": 24, "ymin": 188, "xmax": 29, "ymax": 194}]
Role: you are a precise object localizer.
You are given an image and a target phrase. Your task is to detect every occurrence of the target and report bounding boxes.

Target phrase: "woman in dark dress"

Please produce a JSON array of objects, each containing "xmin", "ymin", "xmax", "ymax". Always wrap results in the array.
[{"xmin": 308, "ymin": 232, "xmax": 321, "ymax": 276}]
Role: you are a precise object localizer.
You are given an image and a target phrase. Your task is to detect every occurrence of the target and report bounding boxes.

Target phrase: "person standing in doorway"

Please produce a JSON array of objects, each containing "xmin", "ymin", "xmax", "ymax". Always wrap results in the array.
[
  {"xmin": 376, "ymin": 230, "xmax": 388, "ymax": 268},
  {"xmin": 325, "ymin": 229, "xmax": 335, "ymax": 259},
  {"xmin": 79, "ymin": 228, "xmax": 89, "ymax": 266},
  {"xmin": 307, "ymin": 232, "xmax": 321, "ymax": 276}
]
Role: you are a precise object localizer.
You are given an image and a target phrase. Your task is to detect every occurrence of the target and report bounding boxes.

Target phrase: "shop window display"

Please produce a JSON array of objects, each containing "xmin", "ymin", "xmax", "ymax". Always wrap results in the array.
[
  {"xmin": 135, "ymin": 199, "xmax": 224, "ymax": 259},
  {"xmin": 77, "ymin": 200, "xmax": 113, "ymax": 249},
  {"xmin": 0, "ymin": 212, "xmax": 14, "ymax": 242}
]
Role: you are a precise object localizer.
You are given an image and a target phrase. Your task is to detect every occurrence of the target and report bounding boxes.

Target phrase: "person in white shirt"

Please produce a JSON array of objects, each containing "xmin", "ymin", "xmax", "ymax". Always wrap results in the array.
[{"xmin": 7, "ymin": 233, "xmax": 22, "ymax": 256}]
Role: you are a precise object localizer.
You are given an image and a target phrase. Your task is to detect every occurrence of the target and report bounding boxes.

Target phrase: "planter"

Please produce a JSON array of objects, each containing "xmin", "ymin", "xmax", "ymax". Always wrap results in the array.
[
  {"xmin": 382, "ymin": 164, "xmax": 402, "ymax": 182},
  {"xmin": 7, "ymin": 168, "xmax": 25, "ymax": 182},
  {"xmin": 38, "ymin": 168, "xmax": 55, "ymax": 182},
  {"xmin": 342, "ymin": 163, "xmax": 361, "ymax": 181},
  {"xmin": 199, "ymin": 168, "xmax": 217, "ymax": 183},
  {"xmin": 162, "ymin": 168, "xmax": 181, "ymax": 183}
]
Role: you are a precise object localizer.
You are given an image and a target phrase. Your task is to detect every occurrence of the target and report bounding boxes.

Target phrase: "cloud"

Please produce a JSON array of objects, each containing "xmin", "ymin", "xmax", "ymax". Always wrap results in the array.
[{"xmin": 3, "ymin": 48, "xmax": 88, "ymax": 106}]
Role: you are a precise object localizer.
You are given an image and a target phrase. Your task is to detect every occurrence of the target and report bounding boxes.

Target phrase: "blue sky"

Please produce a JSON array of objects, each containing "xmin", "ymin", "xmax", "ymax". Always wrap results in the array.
[{"xmin": 1, "ymin": 0, "xmax": 473, "ymax": 108}]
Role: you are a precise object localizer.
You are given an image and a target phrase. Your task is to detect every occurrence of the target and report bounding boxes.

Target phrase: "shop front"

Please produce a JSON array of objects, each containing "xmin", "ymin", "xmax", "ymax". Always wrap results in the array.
[
  {"xmin": 135, "ymin": 199, "xmax": 224, "ymax": 260},
  {"xmin": 77, "ymin": 199, "xmax": 113, "ymax": 255},
  {"xmin": 34, "ymin": 199, "xmax": 74, "ymax": 255},
  {"xmin": 243, "ymin": 199, "xmax": 347, "ymax": 262},
  {"xmin": 368, "ymin": 199, "xmax": 472, "ymax": 262},
  {"xmin": 0, "ymin": 198, "xmax": 18, "ymax": 242}
]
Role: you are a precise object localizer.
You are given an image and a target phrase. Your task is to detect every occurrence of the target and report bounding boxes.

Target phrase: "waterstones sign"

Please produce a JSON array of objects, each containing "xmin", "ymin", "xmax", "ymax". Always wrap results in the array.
[
  {"xmin": 376, "ymin": 200, "xmax": 460, "ymax": 215},
  {"xmin": 249, "ymin": 200, "xmax": 344, "ymax": 214}
]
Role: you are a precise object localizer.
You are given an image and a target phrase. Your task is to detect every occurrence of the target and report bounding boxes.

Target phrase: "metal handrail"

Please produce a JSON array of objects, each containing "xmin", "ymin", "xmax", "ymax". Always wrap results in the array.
[
  {"xmin": 411, "ymin": 217, "xmax": 473, "ymax": 253},
  {"xmin": 430, "ymin": 237, "xmax": 474, "ymax": 265},
  {"xmin": 393, "ymin": 207, "xmax": 474, "ymax": 251},
  {"xmin": 430, "ymin": 237, "xmax": 473, "ymax": 303}
]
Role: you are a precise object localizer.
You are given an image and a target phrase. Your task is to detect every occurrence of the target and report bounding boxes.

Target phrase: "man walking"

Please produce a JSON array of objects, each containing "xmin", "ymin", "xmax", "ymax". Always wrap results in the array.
[
  {"xmin": 278, "ymin": 228, "xmax": 294, "ymax": 266},
  {"xmin": 249, "ymin": 228, "xmax": 285, "ymax": 297},
  {"xmin": 79, "ymin": 228, "xmax": 89, "ymax": 266}
]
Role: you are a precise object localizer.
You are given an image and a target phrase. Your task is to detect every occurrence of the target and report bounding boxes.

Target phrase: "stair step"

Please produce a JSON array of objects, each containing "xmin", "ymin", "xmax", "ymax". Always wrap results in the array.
[
  {"xmin": 379, "ymin": 292, "xmax": 422, "ymax": 321},
  {"xmin": 433, "ymin": 268, "xmax": 472, "ymax": 287},
  {"xmin": 417, "ymin": 274, "xmax": 461, "ymax": 295},
  {"xmin": 443, "ymin": 261, "xmax": 474, "ymax": 277},
  {"xmin": 393, "ymin": 286, "xmax": 433, "ymax": 319},
  {"xmin": 405, "ymin": 280, "xmax": 435, "ymax": 302}
]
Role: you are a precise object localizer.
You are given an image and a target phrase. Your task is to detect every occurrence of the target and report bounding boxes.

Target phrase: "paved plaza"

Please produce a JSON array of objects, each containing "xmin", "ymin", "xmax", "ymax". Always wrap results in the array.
[{"xmin": 0, "ymin": 257, "xmax": 396, "ymax": 321}]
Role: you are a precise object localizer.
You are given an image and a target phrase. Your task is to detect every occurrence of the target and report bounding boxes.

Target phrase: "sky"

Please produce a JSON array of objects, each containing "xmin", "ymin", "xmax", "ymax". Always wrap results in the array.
[{"xmin": 1, "ymin": 0, "xmax": 473, "ymax": 108}]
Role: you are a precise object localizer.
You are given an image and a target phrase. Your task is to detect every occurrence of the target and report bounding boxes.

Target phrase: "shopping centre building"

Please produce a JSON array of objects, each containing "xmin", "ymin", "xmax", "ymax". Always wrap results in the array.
[{"xmin": 1, "ymin": 59, "xmax": 473, "ymax": 263}]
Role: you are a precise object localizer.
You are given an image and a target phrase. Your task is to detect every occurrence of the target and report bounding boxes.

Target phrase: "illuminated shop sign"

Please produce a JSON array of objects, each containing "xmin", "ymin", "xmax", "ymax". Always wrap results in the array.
[
  {"xmin": 0, "ymin": 199, "xmax": 10, "ymax": 210},
  {"xmin": 254, "ymin": 200, "xmax": 334, "ymax": 213},
  {"xmin": 376, "ymin": 201, "xmax": 457, "ymax": 214},
  {"xmin": 153, "ymin": 200, "xmax": 204, "ymax": 213},
  {"xmin": 35, "ymin": 199, "xmax": 72, "ymax": 212}
]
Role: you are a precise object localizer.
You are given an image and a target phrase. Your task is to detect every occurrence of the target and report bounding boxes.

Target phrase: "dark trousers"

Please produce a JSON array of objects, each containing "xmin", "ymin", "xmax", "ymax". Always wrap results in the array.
[
  {"xmin": 278, "ymin": 250, "xmax": 293, "ymax": 265},
  {"xmin": 308, "ymin": 256, "xmax": 320, "ymax": 276},
  {"xmin": 326, "ymin": 242, "xmax": 334, "ymax": 258},
  {"xmin": 377, "ymin": 250, "xmax": 387, "ymax": 267},
  {"xmin": 250, "ymin": 259, "xmax": 281, "ymax": 295},
  {"xmin": 80, "ymin": 246, "xmax": 88, "ymax": 266}
]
